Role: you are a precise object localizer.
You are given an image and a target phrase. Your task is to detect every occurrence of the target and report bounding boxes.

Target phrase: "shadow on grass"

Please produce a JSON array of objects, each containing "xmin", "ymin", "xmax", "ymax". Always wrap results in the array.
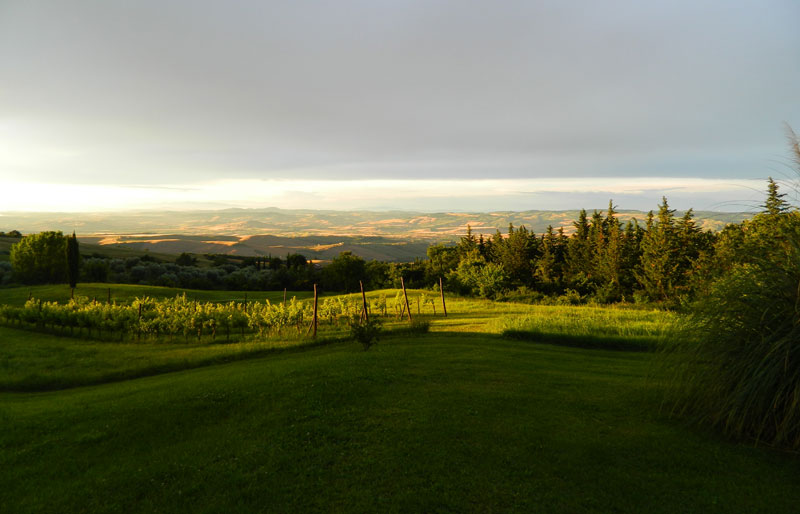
[
  {"xmin": 0, "ymin": 322, "xmax": 438, "ymax": 393},
  {"xmin": 0, "ymin": 336, "xmax": 349, "ymax": 394},
  {"xmin": 501, "ymin": 329, "xmax": 655, "ymax": 352}
]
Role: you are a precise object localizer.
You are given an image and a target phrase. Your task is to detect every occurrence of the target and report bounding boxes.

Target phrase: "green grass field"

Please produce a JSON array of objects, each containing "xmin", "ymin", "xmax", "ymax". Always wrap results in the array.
[{"xmin": 1, "ymin": 285, "xmax": 798, "ymax": 512}]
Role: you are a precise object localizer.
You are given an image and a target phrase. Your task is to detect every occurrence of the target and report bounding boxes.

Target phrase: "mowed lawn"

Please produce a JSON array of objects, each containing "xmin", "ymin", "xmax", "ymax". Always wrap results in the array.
[{"xmin": 2, "ymin": 330, "xmax": 800, "ymax": 513}]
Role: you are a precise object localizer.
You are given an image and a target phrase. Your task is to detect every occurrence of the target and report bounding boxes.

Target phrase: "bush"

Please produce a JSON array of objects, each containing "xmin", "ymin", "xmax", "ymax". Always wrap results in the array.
[
  {"xmin": 349, "ymin": 316, "xmax": 383, "ymax": 351},
  {"xmin": 555, "ymin": 289, "xmax": 583, "ymax": 306}
]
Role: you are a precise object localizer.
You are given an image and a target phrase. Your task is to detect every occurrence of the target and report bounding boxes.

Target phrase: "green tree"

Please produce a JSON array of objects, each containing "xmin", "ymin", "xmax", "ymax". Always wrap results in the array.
[
  {"xmin": 494, "ymin": 224, "xmax": 538, "ymax": 286},
  {"xmin": 66, "ymin": 231, "xmax": 80, "ymax": 289},
  {"xmin": 763, "ymin": 177, "xmax": 790, "ymax": 216},
  {"xmin": 322, "ymin": 251, "xmax": 366, "ymax": 293},
  {"xmin": 636, "ymin": 197, "xmax": 680, "ymax": 303},
  {"xmin": 594, "ymin": 201, "xmax": 623, "ymax": 302},
  {"xmin": 565, "ymin": 209, "xmax": 593, "ymax": 288},
  {"xmin": 454, "ymin": 250, "xmax": 508, "ymax": 299},
  {"xmin": 10, "ymin": 231, "xmax": 68, "ymax": 284},
  {"xmin": 535, "ymin": 226, "xmax": 560, "ymax": 285},
  {"xmin": 175, "ymin": 252, "xmax": 197, "ymax": 267}
]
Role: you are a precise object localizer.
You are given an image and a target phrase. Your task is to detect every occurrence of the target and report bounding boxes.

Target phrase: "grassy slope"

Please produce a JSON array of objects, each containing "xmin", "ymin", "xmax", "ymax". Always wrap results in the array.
[{"xmin": 2, "ymin": 334, "xmax": 799, "ymax": 513}]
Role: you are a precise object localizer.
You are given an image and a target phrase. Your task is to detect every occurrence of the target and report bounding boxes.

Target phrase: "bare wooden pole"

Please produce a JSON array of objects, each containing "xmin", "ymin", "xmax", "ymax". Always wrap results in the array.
[
  {"xmin": 360, "ymin": 280, "xmax": 369, "ymax": 322},
  {"xmin": 70, "ymin": 288, "xmax": 74, "ymax": 300},
  {"xmin": 439, "ymin": 276, "xmax": 447, "ymax": 317},
  {"xmin": 283, "ymin": 288, "xmax": 287, "ymax": 304},
  {"xmin": 107, "ymin": 287, "xmax": 111, "ymax": 304},
  {"xmin": 312, "ymin": 283, "xmax": 318, "ymax": 338},
  {"xmin": 244, "ymin": 293, "xmax": 248, "ymax": 313},
  {"xmin": 401, "ymin": 277, "xmax": 412, "ymax": 322}
]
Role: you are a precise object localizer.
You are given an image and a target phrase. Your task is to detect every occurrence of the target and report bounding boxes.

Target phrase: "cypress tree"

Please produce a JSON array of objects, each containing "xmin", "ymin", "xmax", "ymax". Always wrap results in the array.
[{"xmin": 66, "ymin": 231, "xmax": 80, "ymax": 289}]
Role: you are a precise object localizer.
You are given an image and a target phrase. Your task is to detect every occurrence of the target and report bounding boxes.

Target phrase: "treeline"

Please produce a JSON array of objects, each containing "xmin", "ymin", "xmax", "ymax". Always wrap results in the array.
[
  {"xmin": 78, "ymin": 253, "xmax": 318, "ymax": 291},
  {"xmin": 434, "ymin": 178, "xmax": 792, "ymax": 306}
]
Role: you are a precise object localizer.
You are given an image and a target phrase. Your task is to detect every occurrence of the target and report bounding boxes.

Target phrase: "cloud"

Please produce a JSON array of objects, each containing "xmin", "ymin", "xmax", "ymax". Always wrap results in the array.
[{"xmin": 0, "ymin": 1, "xmax": 798, "ymax": 185}]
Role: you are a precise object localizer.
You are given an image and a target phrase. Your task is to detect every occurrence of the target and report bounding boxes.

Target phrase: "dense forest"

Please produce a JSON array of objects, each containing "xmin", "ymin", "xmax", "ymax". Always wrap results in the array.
[{"xmin": 0, "ymin": 176, "xmax": 792, "ymax": 308}]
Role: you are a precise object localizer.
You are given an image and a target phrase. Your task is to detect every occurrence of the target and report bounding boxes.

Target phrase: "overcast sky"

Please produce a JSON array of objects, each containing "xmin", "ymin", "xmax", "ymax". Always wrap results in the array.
[{"xmin": 1, "ymin": 0, "xmax": 799, "ymax": 212}]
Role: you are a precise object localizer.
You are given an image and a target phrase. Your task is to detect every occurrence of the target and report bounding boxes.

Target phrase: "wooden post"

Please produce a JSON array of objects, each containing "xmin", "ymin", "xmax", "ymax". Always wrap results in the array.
[
  {"xmin": 70, "ymin": 288, "xmax": 74, "ymax": 300},
  {"xmin": 283, "ymin": 288, "xmax": 287, "ymax": 304},
  {"xmin": 401, "ymin": 277, "xmax": 412, "ymax": 322},
  {"xmin": 312, "ymin": 283, "xmax": 318, "ymax": 338},
  {"xmin": 360, "ymin": 280, "xmax": 369, "ymax": 322},
  {"xmin": 244, "ymin": 293, "xmax": 248, "ymax": 313},
  {"xmin": 440, "ymin": 276, "xmax": 447, "ymax": 317},
  {"xmin": 107, "ymin": 287, "xmax": 111, "ymax": 304}
]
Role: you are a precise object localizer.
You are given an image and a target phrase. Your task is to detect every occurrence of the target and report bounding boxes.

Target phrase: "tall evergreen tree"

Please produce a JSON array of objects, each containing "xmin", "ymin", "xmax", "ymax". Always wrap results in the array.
[
  {"xmin": 620, "ymin": 218, "xmax": 644, "ymax": 295},
  {"xmin": 496, "ymin": 224, "xmax": 538, "ymax": 286},
  {"xmin": 763, "ymin": 177, "xmax": 790, "ymax": 216},
  {"xmin": 565, "ymin": 209, "xmax": 593, "ymax": 287},
  {"xmin": 637, "ymin": 197, "xmax": 680, "ymax": 302},
  {"xmin": 595, "ymin": 201, "xmax": 623, "ymax": 300},
  {"xmin": 536, "ymin": 226, "xmax": 559, "ymax": 285},
  {"xmin": 457, "ymin": 224, "xmax": 478, "ymax": 258},
  {"xmin": 67, "ymin": 231, "xmax": 80, "ymax": 289}
]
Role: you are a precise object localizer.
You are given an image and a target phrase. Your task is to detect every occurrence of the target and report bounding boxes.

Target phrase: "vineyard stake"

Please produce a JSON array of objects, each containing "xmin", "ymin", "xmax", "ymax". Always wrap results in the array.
[
  {"xmin": 312, "ymin": 284, "xmax": 318, "ymax": 338},
  {"xmin": 283, "ymin": 288, "xmax": 287, "ymax": 304},
  {"xmin": 360, "ymin": 280, "xmax": 369, "ymax": 322},
  {"xmin": 401, "ymin": 277, "xmax": 412, "ymax": 322},
  {"xmin": 107, "ymin": 288, "xmax": 111, "ymax": 304},
  {"xmin": 439, "ymin": 276, "xmax": 447, "ymax": 317}
]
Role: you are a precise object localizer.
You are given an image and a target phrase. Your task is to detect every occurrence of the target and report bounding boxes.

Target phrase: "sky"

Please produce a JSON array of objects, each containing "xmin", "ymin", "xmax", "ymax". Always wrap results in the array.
[{"xmin": 1, "ymin": 0, "xmax": 799, "ymax": 213}]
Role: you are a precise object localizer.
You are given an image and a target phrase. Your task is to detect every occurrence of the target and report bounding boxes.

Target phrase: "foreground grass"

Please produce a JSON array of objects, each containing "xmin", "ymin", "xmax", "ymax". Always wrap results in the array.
[
  {"xmin": 2, "ymin": 334, "xmax": 799, "ymax": 513},
  {"xmin": 0, "ymin": 283, "xmax": 313, "ymax": 306}
]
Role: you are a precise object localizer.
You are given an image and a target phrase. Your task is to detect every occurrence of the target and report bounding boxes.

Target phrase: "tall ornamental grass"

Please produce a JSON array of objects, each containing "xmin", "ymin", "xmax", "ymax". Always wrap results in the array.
[{"xmin": 663, "ymin": 213, "xmax": 800, "ymax": 449}]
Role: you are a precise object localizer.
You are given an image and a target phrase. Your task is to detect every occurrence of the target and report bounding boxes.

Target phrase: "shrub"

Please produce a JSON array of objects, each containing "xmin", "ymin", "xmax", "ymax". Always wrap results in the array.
[
  {"xmin": 349, "ymin": 316, "xmax": 383, "ymax": 351},
  {"xmin": 555, "ymin": 289, "xmax": 583, "ymax": 306}
]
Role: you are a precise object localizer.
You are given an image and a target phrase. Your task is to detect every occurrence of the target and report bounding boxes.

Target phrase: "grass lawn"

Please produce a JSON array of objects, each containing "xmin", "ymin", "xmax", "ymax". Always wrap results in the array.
[
  {"xmin": 2, "ymin": 332, "xmax": 800, "ymax": 513},
  {"xmin": 1, "ymin": 288, "xmax": 797, "ymax": 512}
]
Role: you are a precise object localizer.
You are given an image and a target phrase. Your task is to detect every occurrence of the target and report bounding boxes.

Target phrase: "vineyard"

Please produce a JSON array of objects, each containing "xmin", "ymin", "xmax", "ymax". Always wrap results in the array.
[{"xmin": 0, "ymin": 291, "xmax": 442, "ymax": 342}]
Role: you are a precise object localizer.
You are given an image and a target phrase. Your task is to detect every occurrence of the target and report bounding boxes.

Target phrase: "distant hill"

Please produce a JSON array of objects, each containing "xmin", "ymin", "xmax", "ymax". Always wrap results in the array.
[{"xmin": 0, "ymin": 207, "xmax": 752, "ymax": 262}]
